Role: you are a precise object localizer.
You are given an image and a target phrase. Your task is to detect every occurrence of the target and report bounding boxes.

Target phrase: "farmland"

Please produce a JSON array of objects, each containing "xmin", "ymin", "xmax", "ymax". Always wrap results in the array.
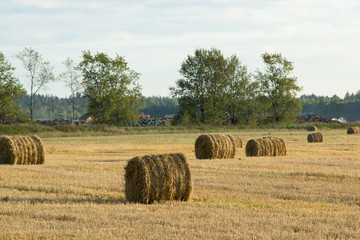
[{"xmin": 1, "ymin": 129, "xmax": 360, "ymax": 239}]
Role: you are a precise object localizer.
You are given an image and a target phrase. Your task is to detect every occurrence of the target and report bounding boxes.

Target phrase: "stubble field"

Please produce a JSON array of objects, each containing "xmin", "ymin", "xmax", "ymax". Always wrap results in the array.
[{"xmin": 1, "ymin": 129, "xmax": 360, "ymax": 239}]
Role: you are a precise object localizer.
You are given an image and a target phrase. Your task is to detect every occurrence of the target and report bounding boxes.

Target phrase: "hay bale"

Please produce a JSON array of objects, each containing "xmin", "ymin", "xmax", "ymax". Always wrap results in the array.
[
  {"xmin": 125, "ymin": 153, "xmax": 192, "ymax": 204},
  {"xmin": 17, "ymin": 137, "xmax": 28, "ymax": 164},
  {"xmin": 0, "ymin": 135, "xmax": 45, "ymax": 164},
  {"xmin": 307, "ymin": 125, "xmax": 317, "ymax": 131},
  {"xmin": 31, "ymin": 135, "xmax": 45, "ymax": 164},
  {"xmin": 0, "ymin": 136, "xmax": 17, "ymax": 164},
  {"xmin": 233, "ymin": 136, "xmax": 243, "ymax": 148},
  {"xmin": 347, "ymin": 127, "xmax": 360, "ymax": 134},
  {"xmin": 195, "ymin": 134, "xmax": 237, "ymax": 159},
  {"xmin": 307, "ymin": 132, "xmax": 323, "ymax": 143},
  {"xmin": 246, "ymin": 136, "xmax": 286, "ymax": 157}
]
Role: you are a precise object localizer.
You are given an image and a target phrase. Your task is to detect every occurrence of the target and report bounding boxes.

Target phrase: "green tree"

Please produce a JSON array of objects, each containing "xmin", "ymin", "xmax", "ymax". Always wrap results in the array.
[
  {"xmin": 225, "ymin": 55, "xmax": 259, "ymax": 125},
  {"xmin": 79, "ymin": 51, "xmax": 143, "ymax": 125},
  {"xmin": 344, "ymin": 91, "xmax": 351, "ymax": 102},
  {"xmin": 59, "ymin": 57, "xmax": 82, "ymax": 120},
  {"xmin": 0, "ymin": 51, "xmax": 27, "ymax": 122},
  {"xmin": 355, "ymin": 90, "xmax": 360, "ymax": 101},
  {"xmin": 255, "ymin": 52, "xmax": 302, "ymax": 123},
  {"xmin": 16, "ymin": 47, "xmax": 55, "ymax": 120},
  {"xmin": 171, "ymin": 48, "xmax": 258, "ymax": 125},
  {"xmin": 170, "ymin": 48, "xmax": 227, "ymax": 124}
]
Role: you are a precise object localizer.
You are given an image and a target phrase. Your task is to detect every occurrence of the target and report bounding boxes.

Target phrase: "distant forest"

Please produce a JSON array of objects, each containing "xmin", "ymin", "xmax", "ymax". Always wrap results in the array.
[
  {"xmin": 16, "ymin": 91, "xmax": 360, "ymax": 122},
  {"xmin": 300, "ymin": 91, "xmax": 360, "ymax": 121},
  {"xmin": 17, "ymin": 95, "xmax": 179, "ymax": 121}
]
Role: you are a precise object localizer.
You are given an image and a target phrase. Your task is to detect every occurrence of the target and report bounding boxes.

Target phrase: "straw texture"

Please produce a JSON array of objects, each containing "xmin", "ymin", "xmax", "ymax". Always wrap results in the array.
[
  {"xmin": 307, "ymin": 132, "xmax": 323, "ymax": 143},
  {"xmin": 0, "ymin": 135, "xmax": 45, "ymax": 164},
  {"xmin": 195, "ymin": 134, "xmax": 237, "ymax": 159},
  {"xmin": 246, "ymin": 136, "xmax": 286, "ymax": 157},
  {"xmin": 125, "ymin": 153, "xmax": 192, "ymax": 204},
  {"xmin": 347, "ymin": 127, "xmax": 360, "ymax": 134}
]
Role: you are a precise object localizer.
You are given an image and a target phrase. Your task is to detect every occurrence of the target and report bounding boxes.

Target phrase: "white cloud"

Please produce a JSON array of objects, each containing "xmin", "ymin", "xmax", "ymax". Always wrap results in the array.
[
  {"xmin": 0, "ymin": 0, "xmax": 360, "ymax": 97},
  {"xmin": 11, "ymin": 0, "xmax": 67, "ymax": 9}
]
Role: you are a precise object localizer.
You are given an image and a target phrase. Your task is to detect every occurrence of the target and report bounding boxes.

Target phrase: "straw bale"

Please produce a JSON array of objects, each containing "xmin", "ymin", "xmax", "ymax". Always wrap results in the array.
[
  {"xmin": 28, "ymin": 137, "xmax": 38, "ymax": 164},
  {"xmin": 230, "ymin": 135, "xmax": 242, "ymax": 148},
  {"xmin": 307, "ymin": 126, "xmax": 317, "ymax": 131},
  {"xmin": 31, "ymin": 135, "xmax": 45, "ymax": 164},
  {"xmin": 307, "ymin": 132, "xmax": 323, "ymax": 143},
  {"xmin": 0, "ymin": 136, "xmax": 17, "ymax": 164},
  {"xmin": 125, "ymin": 153, "xmax": 192, "ymax": 204},
  {"xmin": 347, "ymin": 127, "xmax": 360, "ymax": 134},
  {"xmin": 0, "ymin": 135, "xmax": 45, "ymax": 165},
  {"xmin": 195, "ymin": 134, "xmax": 237, "ymax": 159},
  {"xmin": 246, "ymin": 136, "xmax": 286, "ymax": 157},
  {"xmin": 18, "ymin": 137, "xmax": 28, "ymax": 164}
]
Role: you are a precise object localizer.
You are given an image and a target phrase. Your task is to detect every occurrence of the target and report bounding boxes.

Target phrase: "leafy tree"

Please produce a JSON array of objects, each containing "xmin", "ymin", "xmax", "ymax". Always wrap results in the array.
[
  {"xmin": 225, "ymin": 55, "xmax": 259, "ymax": 125},
  {"xmin": 0, "ymin": 51, "xmax": 27, "ymax": 122},
  {"xmin": 16, "ymin": 47, "xmax": 55, "ymax": 120},
  {"xmin": 59, "ymin": 57, "xmax": 83, "ymax": 120},
  {"xmin": 255, "ymin": 52, "xmax": 302, "ymax": 123},
  {"xmin": 171, "ymin": 48, "xmax": 258, "ymax": 125},
  {"xmin": 170, "ymin": 48, "xmax": 225, "ymax": 124},
  {"xmin": 79, "ymin": 51, "xmax": 143, "ymax": 125}
]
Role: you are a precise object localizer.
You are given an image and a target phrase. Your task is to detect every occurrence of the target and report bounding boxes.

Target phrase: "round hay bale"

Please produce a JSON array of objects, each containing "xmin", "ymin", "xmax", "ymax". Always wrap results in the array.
[
  {"xmin": 0, "ymin": 135, "xmax": 45, "ymax": 165},
  {"xmin": 232, "ymin": 136, "xmax": 243, "ymax": 148},
  {"xmin": 246, "ymin": 136, "xmax": 286, "ymax": 157},
  {"xmin": 31, "ymin": 135, "xmax": 45, "ymax": 164},
  {"xmin": 0, "ymin": 136, "xmax": 18, "ymax": 164},
  {"xmin": 17, "ymin": 137, "xmax": 28, "ymax": 164},
  {"xmin": 347, "ymin": 127, "xmax": 360, "ymax": 134},
  {"xmin": 125, "ymin": 153, "xmax": 192, "ymax": 204},
  {"xmin": 307, "ymin": 132, "xmax": 323, "ymax": 143},
  {"xmin": 195, "ymin": 134, "xmax": 236, "ymax": 159},
  {"xmin": 307, "ymin": 125, "xmax": 317, "ymax": 131}
]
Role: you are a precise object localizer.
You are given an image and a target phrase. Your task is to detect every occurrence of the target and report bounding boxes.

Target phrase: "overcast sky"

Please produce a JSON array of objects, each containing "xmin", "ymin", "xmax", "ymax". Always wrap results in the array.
[{"xmin": 1, "ymin": 0, "xmax": 359, "ymax": 98}]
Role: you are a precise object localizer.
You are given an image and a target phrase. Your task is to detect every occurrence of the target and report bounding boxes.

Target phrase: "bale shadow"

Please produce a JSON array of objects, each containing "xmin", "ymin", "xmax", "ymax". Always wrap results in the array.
[
  {"xmin": 0, "ymin": 195, "xmax": 127, "ymax": 205},
  {"xmin": 90, "ymin": 159, "xmax": 127, "ymax": 163}
]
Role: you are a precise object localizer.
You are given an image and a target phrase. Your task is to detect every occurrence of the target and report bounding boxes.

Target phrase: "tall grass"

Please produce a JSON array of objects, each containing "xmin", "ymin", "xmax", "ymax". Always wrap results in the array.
[{"xmin": 0, "ymin": 124, "xmax": 56, "ymax": 135}]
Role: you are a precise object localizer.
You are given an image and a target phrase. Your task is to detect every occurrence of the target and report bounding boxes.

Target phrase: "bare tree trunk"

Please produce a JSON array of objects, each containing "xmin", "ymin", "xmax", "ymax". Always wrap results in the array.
[
  {"xmin": 30, "ymin": 76, "xmax": 34, "ymax": 120},
  {"xmin": 30, "ymin": 94, "xmax": 34, "ymax": 120},
  {"xmin": 72, "ymin": 93, "xmax": 75, "ymax": 120}
]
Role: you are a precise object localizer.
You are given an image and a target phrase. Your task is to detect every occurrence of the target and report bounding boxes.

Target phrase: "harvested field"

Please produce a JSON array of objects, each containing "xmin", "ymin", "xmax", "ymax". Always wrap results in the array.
[{"xmin": 1, "ymin": 130, "xmax": 360, "ymax": 239}]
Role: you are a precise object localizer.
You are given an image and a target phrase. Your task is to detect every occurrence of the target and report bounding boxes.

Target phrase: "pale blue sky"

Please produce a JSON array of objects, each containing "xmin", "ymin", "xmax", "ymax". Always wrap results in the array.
[{"xmin": 1, "ymin": 0, "xmax": 359, "ymax": 98}]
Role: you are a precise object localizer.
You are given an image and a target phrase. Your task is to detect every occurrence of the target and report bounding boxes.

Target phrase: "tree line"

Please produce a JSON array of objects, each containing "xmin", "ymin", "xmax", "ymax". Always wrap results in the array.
[
  {"xmin": 1, "ymin": 49, "xmax": 144, "ymax": 125},
  {"xmin": 17, "ymin": 94, "xmax": 87, "ymax": 121},
  {"xmin": 300, "ymin": 93, "xmax": 360, "ymax": 121},
  {"xmin": 1, "ymin": 47, "xmax": 358, "ymax": 125},
  {"xmin": 14, "ymin": 94, "xmax": 178, "ymax": 121},
  {"xmin": 10, "ymin": 92, "xmax": 360, "ymax": 122}
]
